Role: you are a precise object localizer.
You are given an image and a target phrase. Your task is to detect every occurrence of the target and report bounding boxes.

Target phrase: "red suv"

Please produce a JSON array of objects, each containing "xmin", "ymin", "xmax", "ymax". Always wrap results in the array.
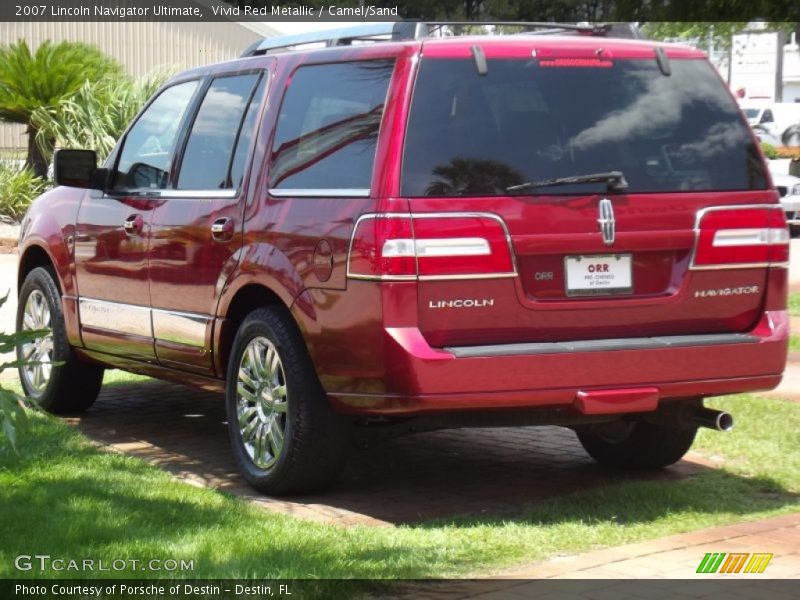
[{"xmin": 16, "ymin": 23, "xmax": 789, "ymax": 494}]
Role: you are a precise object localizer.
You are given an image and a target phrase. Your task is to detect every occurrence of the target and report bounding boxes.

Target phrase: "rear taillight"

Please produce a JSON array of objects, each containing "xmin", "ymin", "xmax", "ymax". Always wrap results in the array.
[
  {"xmin": 692, "ymin": 206, "xmax": 789, "ymax": 269},
  {"xmin": 347, "ymin": 213, "xmax": 516, "ymax": 280}
]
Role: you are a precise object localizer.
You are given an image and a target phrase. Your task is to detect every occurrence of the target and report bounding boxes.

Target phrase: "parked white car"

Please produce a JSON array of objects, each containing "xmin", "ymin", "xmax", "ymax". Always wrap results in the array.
[
  {"xmin": 743, "ymin": 102, "xmax": 800, "ymax": 146},
  {"xmin": 753, "ymin": 126, "xmax": 783, "ymax": 146},
  {"xmin": 771, "ymin": 170, "xmax": 800, "ymax": 235}
]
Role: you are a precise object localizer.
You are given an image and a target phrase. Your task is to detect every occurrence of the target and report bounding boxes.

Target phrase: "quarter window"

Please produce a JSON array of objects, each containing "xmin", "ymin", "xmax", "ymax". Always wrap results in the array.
[
  {"xmin": 269, "ymin": 60, "xmax": 394, "ymax": 192},
  {"xmin": 177, "ymin": 74, "xmax": 262, "ymax": 190},
  {"xmin": 113, "ymin": 80, "xmax": 199, "ymax": 191}
]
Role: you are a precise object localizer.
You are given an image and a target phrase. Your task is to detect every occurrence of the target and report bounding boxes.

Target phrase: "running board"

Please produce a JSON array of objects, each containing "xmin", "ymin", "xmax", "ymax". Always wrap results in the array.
[{"xmin": 445, "ymin": 333, "xmax": 759, "ymax": 358}]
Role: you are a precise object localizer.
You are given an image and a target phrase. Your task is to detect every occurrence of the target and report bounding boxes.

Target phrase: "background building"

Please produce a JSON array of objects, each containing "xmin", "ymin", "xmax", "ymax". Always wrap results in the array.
[
  {"xmin": 784, "ymin": 33, "xmax": 800, "ymax": 102},
  {"xmin": 705, "ymin": 29, "xmax": 800, "ymax": 103}
]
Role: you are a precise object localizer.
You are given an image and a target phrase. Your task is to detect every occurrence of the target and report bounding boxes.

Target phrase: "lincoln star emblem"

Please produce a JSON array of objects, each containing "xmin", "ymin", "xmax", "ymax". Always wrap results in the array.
[{"xmin": 597, "ymin": 198, "xmax": 615, "ymax": 246}]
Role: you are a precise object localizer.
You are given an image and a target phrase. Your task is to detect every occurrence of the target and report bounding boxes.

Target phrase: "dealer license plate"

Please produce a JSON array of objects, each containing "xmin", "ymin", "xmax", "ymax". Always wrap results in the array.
[{"xmin": 565, "ymin": 254, "xmax": 633, "ymax": 297}]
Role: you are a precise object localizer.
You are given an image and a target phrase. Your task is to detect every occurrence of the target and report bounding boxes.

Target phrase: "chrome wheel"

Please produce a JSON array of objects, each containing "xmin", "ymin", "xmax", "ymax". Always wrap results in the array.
[
  {"xmin": 236, "ymin": 336, "xmax": 288, "ymax": 469},
  {"xmin": 20, "ymin": 289, "xmax": 54, "ymax": 395}
]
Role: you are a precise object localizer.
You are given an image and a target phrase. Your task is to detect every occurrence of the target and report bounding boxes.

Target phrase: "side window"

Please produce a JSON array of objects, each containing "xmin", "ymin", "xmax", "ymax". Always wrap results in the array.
[
  {"xmin": 177, "ymin": 74, "xmax": 261, "ymax": 190},
  {"xmin": 113, "ymin": 81, "xmax": 199, "ymax": 191},
  {"xmin": 269, "ymin": 60, "xmax": 395, "ymax": 192},
  {"xmin": 761, "ymin": 110, "xmax": 774, "ymax": 123}
]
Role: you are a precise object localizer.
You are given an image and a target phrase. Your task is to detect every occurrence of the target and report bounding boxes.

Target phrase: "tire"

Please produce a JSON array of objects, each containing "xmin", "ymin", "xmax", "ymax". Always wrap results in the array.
[
  {"xmin": 16, "ymin": 266, "xmax": 104, "ymax": 413},
  {"xmin": 225, "ymin": 307, "xmax": 347, "ymax": 495},
  {"xmin": 782, "ymin": 125, "xmax": 800, "ymax": 148},
  {"xmin": 576, "ymin": 419, "xmax": 697, "ymax": 469}
]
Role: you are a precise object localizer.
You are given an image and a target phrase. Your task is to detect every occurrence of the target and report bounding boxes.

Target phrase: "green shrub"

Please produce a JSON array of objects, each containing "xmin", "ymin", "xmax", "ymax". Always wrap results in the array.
[
  {"xmin": 761, "ymin": 142, "xmax": 779, "ymax": 159},
  {"xmin": 0, "ymin": 162, "xmax": 46, "ymax": 221}
]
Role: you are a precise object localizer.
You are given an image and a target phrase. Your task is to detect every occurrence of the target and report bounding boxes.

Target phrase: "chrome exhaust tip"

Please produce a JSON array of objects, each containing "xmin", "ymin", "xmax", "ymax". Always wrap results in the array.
[{"xmin": 693, "ymin": 408, "xmax": 734, "ymax": 432}]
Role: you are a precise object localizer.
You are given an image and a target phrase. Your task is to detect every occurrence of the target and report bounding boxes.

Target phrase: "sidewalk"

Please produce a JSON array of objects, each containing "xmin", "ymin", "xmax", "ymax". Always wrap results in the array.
[
  {"xmin": 388, "ymin": 515, "xmax": 800, "ymax": 598},
  {"xmin": 764, "ymin": 362, "xmax": 800, "ymax": 401},
  {"xmin": 762, "ymin": 316, "xmax": 800, "ymax": 401},
  {"xmin": 494, "ymin": 512, "xmax": 800, "ymax": 580}
]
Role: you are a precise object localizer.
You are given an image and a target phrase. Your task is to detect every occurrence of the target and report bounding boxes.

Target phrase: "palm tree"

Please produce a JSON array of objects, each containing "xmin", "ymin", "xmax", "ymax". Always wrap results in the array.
[
  {"xmin": 426, "ymin": 157, "xmax": 524, "ymax": 196},
  {"xmin": 0, "ymin": 40, "xmax": 122, "ymax": 178}
]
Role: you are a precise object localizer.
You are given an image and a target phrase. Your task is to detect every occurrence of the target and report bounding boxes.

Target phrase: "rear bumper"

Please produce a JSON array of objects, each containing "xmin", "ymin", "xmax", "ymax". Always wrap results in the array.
[{"xmin": 328, "ymin": 310, "xmax": 787, "ymax": 416}]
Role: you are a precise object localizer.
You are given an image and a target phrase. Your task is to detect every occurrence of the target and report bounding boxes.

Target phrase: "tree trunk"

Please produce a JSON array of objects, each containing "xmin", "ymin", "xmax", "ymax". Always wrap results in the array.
[{"xmin": 25, "ymin": 124, "xmax": 51, "ymax": 180}]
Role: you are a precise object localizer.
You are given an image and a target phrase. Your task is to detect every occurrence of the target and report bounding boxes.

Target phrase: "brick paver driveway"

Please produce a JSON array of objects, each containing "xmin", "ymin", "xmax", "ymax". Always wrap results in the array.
[{"xmin": 69, "ymin": 379, "xmax": 706, "ymax": 526}]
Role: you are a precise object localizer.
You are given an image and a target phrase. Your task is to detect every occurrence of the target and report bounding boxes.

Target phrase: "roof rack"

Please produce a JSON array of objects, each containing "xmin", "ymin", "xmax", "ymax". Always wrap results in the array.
[{"xmin": 242, "ymin": 21, "xmax": 642, "ymax": 57}]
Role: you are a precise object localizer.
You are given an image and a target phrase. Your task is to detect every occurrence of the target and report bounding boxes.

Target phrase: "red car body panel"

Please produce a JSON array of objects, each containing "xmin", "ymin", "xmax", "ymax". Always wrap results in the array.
[{"xmin": 17, "ymin": 35, "xmax": 788, "ymax": 420}]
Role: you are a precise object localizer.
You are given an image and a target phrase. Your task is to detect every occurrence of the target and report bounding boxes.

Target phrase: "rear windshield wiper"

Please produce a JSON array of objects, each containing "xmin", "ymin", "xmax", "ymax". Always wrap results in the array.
[{"xmin": 506, "ymin": 171, "xmax": 629, "ymax": 193}]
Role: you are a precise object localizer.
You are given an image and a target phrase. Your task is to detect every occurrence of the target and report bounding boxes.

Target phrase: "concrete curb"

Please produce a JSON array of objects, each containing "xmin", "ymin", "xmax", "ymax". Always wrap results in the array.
[{"xmin": 0, "ymin": 238, "xmax": 17, "ymax": 254}]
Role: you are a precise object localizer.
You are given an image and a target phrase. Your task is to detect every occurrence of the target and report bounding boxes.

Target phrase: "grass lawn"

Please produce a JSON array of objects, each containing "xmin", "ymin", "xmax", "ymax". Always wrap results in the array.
[
  {"xmin": 789, "ymin": 292, "xmax": 800, "ymax": 318},
  {"xmin": 0, "ymin": 372, "xmax": 799, "ymax": 593}
]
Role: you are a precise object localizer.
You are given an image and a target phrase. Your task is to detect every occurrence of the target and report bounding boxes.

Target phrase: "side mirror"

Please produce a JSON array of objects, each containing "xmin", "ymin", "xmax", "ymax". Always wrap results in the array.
[{"xmin": 54, "ymin": 149, "xmax": 106, "ymax": 190}]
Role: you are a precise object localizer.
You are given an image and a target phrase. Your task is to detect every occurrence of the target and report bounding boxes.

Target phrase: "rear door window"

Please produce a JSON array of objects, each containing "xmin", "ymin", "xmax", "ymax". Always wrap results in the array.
[
  {"xmin": 177, "ymin": 73, "xmax": 262, "ymax": 190},
  {"xmin": 269, "ymin": 60, "xmax": 394, "ymax": 193},
  {"xmin": 402, "ymin": 58, "xmax": 768, "ymax": 196}
]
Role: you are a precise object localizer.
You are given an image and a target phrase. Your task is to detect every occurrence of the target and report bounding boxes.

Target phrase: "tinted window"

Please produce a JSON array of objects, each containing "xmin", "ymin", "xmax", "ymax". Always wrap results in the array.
[
  {"xmin": 177, "ymin": 74, "xmax": 260, "ymax": 190},
  {"xmin": 402, "ymin": 59, "xmax": 768, "ymax": 196},
  {"xmin": 761, "ymin": 109, "xmax": 774, "ymax": 123},
  {"xmin": 113, "ymin": 81, "xmax": 199, "ymax": 191},
  {"xmin": 270, "ymin": 60, "xmax": 394, "ymax": 191},
  {"xmin": 229, "ymin": 76, "xmax": 267, "ymax": 189}
]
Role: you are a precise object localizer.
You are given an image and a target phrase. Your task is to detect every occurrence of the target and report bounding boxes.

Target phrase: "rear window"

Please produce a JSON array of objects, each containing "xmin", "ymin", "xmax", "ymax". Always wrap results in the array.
[{"xmin": 402, "ymin": 58, "xmax": 768, "ymax": 196}]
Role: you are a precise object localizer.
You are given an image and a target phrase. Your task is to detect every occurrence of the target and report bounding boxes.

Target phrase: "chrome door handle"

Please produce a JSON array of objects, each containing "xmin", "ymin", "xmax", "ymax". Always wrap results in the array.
[
  {"xmin": 123, "ymin": 214, "xmax": 143, "ymax": 235},
  {"xmin": 211, "ymin": 217, "xmax": 234, "ymax": 242}
]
